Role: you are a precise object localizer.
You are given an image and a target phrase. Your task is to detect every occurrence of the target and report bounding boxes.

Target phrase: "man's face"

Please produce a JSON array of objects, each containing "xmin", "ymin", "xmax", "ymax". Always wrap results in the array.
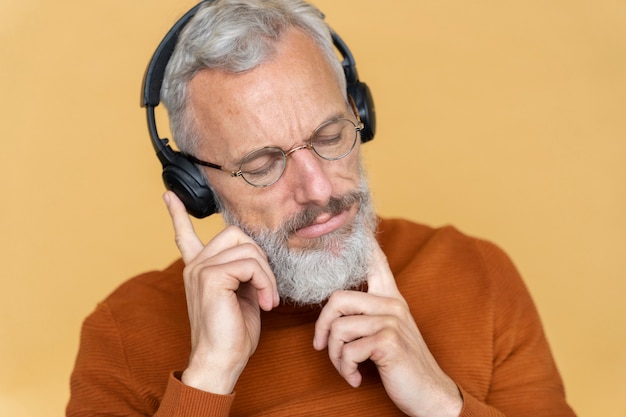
[{"xmin": 187, "ymin": 28, "xmax": 375, "ymax": 303}]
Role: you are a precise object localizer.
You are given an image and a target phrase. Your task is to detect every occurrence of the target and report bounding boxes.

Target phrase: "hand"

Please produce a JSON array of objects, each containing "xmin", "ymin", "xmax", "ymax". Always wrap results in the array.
[
  {"xmin": 313, "ymin": 242, "xmax": 463, "ymax": 417},
  {"xmin": 163, "ymin": 191, "xmax": 280, "ymax": 394}
]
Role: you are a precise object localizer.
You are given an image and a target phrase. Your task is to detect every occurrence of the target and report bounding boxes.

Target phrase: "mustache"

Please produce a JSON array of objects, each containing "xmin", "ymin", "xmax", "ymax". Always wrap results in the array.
[{"xmin": 279, "ymin": 190, "xmax": 369, "ymax": 238}]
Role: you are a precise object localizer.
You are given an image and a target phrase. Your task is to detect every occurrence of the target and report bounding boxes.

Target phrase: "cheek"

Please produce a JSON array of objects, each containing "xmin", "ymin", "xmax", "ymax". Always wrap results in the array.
[
  {"xmin": 205, "ymin": 173, "xmax": 257, "ymax": 221},
  {"xmin": 329, "ymin": 151, "xmax": 363, "ymax": 184},
  {"xmin": 217, "ymin": 183, "xmax": 284, "ymax": 229}
]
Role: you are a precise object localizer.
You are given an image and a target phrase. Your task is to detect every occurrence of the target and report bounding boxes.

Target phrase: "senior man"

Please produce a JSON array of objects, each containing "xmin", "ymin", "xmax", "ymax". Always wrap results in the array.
[{"xmin": 68, "ymin": 1, "xmax": 576, "ymax": 416}]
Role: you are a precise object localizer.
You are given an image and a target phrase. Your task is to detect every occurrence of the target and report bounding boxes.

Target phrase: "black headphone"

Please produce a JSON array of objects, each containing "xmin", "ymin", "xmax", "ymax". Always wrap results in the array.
[{"xmin": 141, "ymin": 1, "xmax": 375, "ymax": 218}]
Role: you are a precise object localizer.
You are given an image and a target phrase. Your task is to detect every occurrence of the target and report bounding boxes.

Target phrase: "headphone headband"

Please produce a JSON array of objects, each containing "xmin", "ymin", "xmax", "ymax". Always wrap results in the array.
[
  {"xmin": 141, "ymin": 0, "xmax": 375, "ymax": 218},
  {"xmin": 142, "ymin": 3, "xmax": 205, "ymax": 108}
]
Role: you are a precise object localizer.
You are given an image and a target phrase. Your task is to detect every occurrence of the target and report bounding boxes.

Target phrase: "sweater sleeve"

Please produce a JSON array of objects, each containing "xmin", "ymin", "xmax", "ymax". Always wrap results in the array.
[
  {"xmin": 67, "ymin": 302, "xmax": 234, "ymax": 417},
  {"xmin": 155, "ymin": 373, "xmax": 234, "ymax": 417},
  {"xmin": 458, "ymin": 240, "xmax": 575, "ymax": 417}
]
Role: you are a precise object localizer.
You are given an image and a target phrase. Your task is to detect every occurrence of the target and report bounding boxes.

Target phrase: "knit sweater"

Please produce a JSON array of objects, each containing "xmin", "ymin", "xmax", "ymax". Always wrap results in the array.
[{"xmin": 67, "ymin": 218, "xmax": 576, "ymax": 416}]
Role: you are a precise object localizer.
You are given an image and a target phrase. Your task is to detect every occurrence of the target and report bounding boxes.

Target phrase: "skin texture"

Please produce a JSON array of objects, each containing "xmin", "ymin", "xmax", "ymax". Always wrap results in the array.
[{"xmin": 164, "ymin": 28, "xmax": 463, "ymax": 417}]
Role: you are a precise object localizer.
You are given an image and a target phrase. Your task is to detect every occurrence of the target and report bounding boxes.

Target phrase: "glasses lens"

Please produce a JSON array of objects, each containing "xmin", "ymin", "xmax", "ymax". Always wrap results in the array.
[
  {"xmin": 239, "ymin": 147, "xmax": 287, "ymax": 187},
  {"xmin": 311, "ymin": 119, "xmax": 358, "ymax": 161}
]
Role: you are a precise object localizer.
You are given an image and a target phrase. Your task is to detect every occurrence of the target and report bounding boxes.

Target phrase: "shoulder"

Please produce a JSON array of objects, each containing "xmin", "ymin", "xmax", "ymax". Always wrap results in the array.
[
  {"xmin": 71, "ymin": 260, "xmax": 190, "ymax": 413},
  {"xmin": 377, "ymin": 217, "xmax": 509, "ymax": 274},
  {"xmin": 377, "ymin": 217, "xmax": 525, "ymax": 301},
  {"xmin": 104, "ymin": 259, "xmax": 186, "ymax": 309},
  {"xmin": 90, "ymin": 259, "xmax": 189, "ymax": 339},
  {"xmin": 377, "ymin": 216, "xmax": 498, "ymax": 251},
  {"xmin": 86, "ymin": 258, "xmax": 190, "ymax": 364}
]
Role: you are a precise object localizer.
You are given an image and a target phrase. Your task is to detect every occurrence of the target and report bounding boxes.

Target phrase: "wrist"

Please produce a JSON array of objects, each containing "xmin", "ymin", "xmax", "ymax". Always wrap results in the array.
[
  {"xmin": 428, "ymin": 382, "xmax": 463, "ymax": 417},
  {"xmin": 181, "ymin": 364, "xmax": 242, "ymax": 395}
]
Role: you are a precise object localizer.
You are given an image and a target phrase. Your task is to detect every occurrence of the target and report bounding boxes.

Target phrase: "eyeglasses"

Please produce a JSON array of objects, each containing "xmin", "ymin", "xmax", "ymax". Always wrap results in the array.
[{"xmin": 185, "ymin": 117, "xmax": 364, "ymax": 187}]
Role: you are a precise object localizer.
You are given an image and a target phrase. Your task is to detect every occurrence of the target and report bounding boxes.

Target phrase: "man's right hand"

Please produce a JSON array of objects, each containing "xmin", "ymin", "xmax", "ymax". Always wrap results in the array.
[{"xmin": 163, "ymin": 191, "xmax": 280, "ymax": 395}]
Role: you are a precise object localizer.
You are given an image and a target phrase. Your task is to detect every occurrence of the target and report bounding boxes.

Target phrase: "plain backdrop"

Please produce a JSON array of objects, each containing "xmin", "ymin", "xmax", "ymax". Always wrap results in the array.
[{"xmin": 1, "ymin": 0, "xmax": 625, "ymax": 415}]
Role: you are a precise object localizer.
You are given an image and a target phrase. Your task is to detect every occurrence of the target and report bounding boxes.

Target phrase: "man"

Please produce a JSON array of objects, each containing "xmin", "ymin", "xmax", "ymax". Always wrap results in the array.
[{"xmin": 68, "ymin": 1, "xmax": 576, "ymax": 416}]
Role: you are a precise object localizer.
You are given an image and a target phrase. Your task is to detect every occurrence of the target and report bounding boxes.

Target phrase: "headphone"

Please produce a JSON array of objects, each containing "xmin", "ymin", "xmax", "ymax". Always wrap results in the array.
[{"xmin": 141, "ymin": 1, "xmax": 375, "ymax": 218}]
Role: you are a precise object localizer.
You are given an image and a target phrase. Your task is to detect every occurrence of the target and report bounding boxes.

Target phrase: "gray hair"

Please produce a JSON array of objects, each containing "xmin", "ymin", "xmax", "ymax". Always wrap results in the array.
[{"xmin": 161, "ymin": 0, "xmax": 347, "ymax": 156}]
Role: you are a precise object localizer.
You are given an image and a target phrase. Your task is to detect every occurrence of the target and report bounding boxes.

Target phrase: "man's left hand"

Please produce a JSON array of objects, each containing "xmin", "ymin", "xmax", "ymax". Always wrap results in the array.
[{"xmin": 313, "ymin": 243, "xmax": 463, "ymax": 417}]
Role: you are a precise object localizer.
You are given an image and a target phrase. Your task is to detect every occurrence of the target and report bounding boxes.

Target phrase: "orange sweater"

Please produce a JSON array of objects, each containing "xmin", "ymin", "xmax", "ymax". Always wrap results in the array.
[{"xmin": 68, "ymin": 218, "xmax": 575, "ymax": 416}]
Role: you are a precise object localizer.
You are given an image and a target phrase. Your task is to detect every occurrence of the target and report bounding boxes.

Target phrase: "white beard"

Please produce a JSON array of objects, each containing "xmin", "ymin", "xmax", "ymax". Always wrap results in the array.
[{"xmin": 221, "ymin": 179, "xmax": 378, "ymax": 305}]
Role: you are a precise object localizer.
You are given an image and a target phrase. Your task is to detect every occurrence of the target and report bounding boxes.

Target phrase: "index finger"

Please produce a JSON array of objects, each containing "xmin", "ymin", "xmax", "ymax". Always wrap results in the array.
[
  {"xmin": 367, "ymin": 243, "xmax": 403, "ymax": 299},
  {"xmin": 163, "ymin": 191, "xmax": 204, "ymax": 264}
]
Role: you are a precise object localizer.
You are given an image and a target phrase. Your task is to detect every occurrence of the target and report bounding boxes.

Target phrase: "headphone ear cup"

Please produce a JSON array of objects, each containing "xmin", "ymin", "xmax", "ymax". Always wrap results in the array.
[
  {"xmin": 348, "ymin": 81, "xmax": 376, "ymax": 143},
  {"xmin": 160, "ymin": 152, "xmax": 218, "ymax": 218}
]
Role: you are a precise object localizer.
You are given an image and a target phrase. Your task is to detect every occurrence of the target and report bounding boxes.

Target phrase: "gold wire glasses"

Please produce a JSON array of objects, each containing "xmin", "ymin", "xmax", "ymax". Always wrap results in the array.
[{"xmin": 185, "ymin": 117, "xmax": 363, "ymax": 187}]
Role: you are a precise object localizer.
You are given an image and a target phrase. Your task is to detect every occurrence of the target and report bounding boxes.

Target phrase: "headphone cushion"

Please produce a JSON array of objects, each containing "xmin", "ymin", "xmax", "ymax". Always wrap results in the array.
[{"xmin": 161, "ymin": 155, "xmax": 218, "ymax": 218}]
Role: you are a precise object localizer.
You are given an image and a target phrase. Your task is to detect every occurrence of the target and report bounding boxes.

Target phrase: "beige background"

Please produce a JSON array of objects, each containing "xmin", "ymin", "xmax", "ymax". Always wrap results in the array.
[{"xmin": 1, "ymin": 0, "xmax": 624, "ymax": 415}]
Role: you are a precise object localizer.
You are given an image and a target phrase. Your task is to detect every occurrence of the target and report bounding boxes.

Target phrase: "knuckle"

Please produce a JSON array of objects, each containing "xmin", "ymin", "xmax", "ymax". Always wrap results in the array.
[
  {"xmin": 223, "ymin": 226, "xmax": 255, "ymax": 244},
  {"xmin": 329, "ymin": 317, "xmax": 345, "ymax": 335},
  {"xmin": 239, "ymin": 242, "xmax": 263, "ymax": 257},
  {"xmin": 372, "ymin": 328, "xmax": 403, "ymax": 357},
  {"xmin": 384, "ymin": 297, "xmax": 408, "ymax": 317},
  {"xmin": 183, "ymin": 262, "xmax": 216, "ymax": 286},
  {"xmin": 341, "ymin": 341, "xmax": 363, "ymax": 363},
  {"xmin": 327, "ymin": 289, "xmax": 350, "ymax": 304},
  {"xmin": 341, "ymin": 339, "xmax": 360, "ymax": 359},
  {"xmin": 182, "ymin": 262, "xmax": 203, "ymax": 284},
  {"xmin": 382, "ymin": 315, "xmax": 399, "ymax": 330}
]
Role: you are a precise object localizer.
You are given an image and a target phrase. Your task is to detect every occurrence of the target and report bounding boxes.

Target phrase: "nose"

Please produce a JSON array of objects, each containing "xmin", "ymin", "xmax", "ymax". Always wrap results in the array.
[{"xmin": 284, "ymin": 147, "xmax": 333, "ymax": 207}]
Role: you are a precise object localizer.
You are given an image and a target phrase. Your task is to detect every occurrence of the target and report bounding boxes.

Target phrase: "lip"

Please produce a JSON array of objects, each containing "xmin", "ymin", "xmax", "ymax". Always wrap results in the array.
[{"xmin": 294, "ymin": 209, "xmax": 351, "ymax": 239}]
